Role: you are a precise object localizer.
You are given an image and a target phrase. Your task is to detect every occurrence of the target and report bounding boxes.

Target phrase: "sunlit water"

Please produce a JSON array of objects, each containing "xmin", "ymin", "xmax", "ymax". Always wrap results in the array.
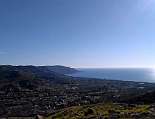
[{"xmin": 69, "ymin": 68, "xmax": 155, "ymax": 83}]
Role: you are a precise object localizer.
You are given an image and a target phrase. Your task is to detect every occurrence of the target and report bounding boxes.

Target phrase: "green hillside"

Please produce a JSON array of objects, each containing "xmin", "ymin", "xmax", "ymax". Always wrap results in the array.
[{"xmin": 46, "ymin": 103, "xmax": 155, "ymax": 119}]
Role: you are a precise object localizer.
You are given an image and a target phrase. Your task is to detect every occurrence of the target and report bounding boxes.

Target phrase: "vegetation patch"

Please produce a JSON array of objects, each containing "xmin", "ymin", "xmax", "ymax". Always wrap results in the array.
[{"xmin": 45, "ymin": 103, "xmax": 154, "ymax": 119}]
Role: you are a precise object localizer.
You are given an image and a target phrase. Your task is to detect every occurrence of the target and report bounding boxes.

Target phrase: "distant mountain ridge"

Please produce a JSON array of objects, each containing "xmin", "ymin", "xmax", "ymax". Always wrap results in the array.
[
  {"xmin": 38, "ymin": 65, "xmax": 78, "ymax": 74},
  {"xmin": 0, "ymin": 65, "xmax": 77, "ymax": 91},
  {"xmin": 0, "ymin": 65, "xmax": 78, "ymax": 74}
]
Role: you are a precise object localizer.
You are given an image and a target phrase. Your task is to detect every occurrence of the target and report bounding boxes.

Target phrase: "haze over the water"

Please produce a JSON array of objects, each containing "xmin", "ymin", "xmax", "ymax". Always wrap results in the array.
[{"xmin": 0, "ymin": 0, "xmax": 155, "ymax": 68}]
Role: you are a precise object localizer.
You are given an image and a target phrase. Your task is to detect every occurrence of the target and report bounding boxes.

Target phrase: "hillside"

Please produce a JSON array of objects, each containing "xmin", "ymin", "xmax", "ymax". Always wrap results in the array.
[
  {"xmin": 123, "ymin": 91, "xmax": 155, "ymax": 104},
  {"xmin": 46, "ymin": 103, "xmax": 155, "ymax": 119},
  {"xmin": 0, "ymin": 65, "xmax": 155, "ymax": 117},
  {"xmin": 0, "ymin": 65, "xmax": 75, "ymax": 88},
  {"xmin": 0, "ymin": 65, "xmax": 78, "ymax": 78}
]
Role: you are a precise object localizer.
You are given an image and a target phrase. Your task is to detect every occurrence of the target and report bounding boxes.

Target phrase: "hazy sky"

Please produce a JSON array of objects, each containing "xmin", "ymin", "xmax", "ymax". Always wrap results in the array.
[{"xmin": 0, "ymin": 0, "xmax": 155, "ymax": 68}]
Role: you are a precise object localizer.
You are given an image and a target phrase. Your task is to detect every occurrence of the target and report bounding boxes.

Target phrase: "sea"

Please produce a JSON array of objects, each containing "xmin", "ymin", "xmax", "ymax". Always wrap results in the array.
[{"xmin": 69, "ymin": 68, "xmax": 155, "ymax": 83}]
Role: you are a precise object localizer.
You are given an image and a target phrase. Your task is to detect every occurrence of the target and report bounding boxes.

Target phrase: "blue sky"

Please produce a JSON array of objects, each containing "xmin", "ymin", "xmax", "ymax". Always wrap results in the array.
[{"xmin": 0, "ymin": 0, "xmax": 155, "ymax": 68}]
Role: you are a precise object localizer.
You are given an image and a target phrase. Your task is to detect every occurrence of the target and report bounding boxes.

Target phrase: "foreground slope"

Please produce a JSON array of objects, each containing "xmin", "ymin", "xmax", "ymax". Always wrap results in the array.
[{"xmin": 46, "ymin": 103, "xmax": 155, "ymax": 119}]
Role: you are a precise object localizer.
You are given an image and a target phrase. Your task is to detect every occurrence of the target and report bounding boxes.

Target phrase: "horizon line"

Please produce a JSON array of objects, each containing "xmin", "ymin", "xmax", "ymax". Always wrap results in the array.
[{"xmin": 0, "ymin": 64, "xmax": 155, "ymax": 69}]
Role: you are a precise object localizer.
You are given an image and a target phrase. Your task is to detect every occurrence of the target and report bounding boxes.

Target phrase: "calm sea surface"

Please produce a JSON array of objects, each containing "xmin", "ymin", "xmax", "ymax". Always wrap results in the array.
[{"xmin": 69, "ymin": 68, "xmax": 155, "ymax": 83}]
